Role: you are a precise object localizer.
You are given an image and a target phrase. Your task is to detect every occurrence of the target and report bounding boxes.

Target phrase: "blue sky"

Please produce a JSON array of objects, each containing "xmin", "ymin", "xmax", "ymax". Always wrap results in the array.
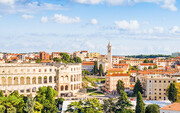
[{"xmin": 0, "ymin": 0, "xmax": 180, "ymax": 55}]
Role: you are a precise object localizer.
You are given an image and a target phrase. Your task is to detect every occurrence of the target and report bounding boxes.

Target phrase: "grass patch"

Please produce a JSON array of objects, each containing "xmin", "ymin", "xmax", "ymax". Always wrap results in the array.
[
  {"xmin": 87, "ymin": 88, "xmax": 97, "ymax": 93},
  {"xmin": 89, "ymin": 91, "xmax": 104, "ymax": 96}
]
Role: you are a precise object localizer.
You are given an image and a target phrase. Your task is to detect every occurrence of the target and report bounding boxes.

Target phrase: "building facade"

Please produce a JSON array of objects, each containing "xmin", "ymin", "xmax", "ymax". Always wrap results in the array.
[
  {"xmin": 40, "ymin": 51, "xmax": 50, "ymax": 60},
  {"xmin": 0, "ymin": 63, "xmax": 82, "ymax": 97}
]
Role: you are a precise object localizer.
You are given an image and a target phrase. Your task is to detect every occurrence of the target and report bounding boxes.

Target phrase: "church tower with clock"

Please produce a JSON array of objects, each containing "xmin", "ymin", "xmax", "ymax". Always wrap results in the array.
[{"xmin": 107, "ymin": 41, "xmax": 112, "ymax": 69}]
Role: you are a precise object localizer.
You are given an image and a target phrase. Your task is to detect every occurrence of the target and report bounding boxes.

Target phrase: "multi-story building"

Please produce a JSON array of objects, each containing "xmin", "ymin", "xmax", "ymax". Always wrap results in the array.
[
  {"xmin": 112, "ymin": 56, "xmax": 124, "ymax": 64},
  {"xmin": 82, "ymin": 61, "xmax": 94, "ymax": 72},
  {"xmin": 124, "ymin": 60, "xmax": 143, "ymax": 66},
  {"xmin": 87, "ymin": 52, "xmax": 100, "ymax": 58},
  {"xmin": 172, "ymin": 52, "xmax": 180, "ymax": 57},
  {"xmin": 138, "ymin": 63, "xmax": 156, "ymax": 70},
  {"xmin": 52, "ymin": 52, "xmax": 62, "ymax": 59},
  {"xmin": 73, "ymin": 51, "xmax": 88, "ymax": 61},
  {"xmin": 40, "ymin": 51, "xmax": 50, "ymax": 60},
  {"xmin": 0, "ymin": 63, "xmax": 82, "ymax": 97},
  {"xmin": 0, "ymin": 53, "xmax": 4, "ymax": 59},
  {"xmin": 146, "ymin": 74, "xmax": 177, "ymax": 100},
  {"xmin": 105, "ymin": 73, "xmax": 130, "ymax": 94}
]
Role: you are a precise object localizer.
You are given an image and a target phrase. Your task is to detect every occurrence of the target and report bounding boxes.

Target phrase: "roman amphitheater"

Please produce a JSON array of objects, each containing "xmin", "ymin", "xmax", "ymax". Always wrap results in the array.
[{"xmin": 0, "ymin": 63, "xmax": 82, "ymax": 97}]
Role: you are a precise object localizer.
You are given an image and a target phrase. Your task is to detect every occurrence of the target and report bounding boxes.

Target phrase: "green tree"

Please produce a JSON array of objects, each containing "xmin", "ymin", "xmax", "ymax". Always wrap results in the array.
[
  {"xmin": 24, "ymin": 94, "xmax": 35, "ymax": 113},
  {"xmin": 102, "ymin": 98, "xmax": 116, "ymax": 113},
  {"xmin": 99, "ymin": 64, "xmax": 103, "ymax": 77},
  {"xmin": 60, "ymin": 53, "xmax": 70, "ymax": 63},
  {"xmin": 168, "ymin": 83, "xmax": 177, "ymax": 102},
  {"xmin": 34, "ymin": 101, "xmax": 43, "ymax": 113},
  {"xmin": 66, "ymin": 101, "xmax": 82, "ymax": 113},
  {"xmin": 53, "ymin": 58, "xmax": 61, "ymax": 62},
  {"xmin": 148, "ymin": 66, "xmax": 153, "ymax": 69},
  {"xmin": 73, "ymin": 57, "xmax": 82, "ymax": 63},
  {"xmin": 136, "ymin": 92, "xmax": 145, "ymax": 113},
  {"xmin": 82, "ymin": 70, "xmax": 90, "ymax": 75},
  {"xmin": 7, "ymin": 107, "xmax": 16, "ymax": 113},
  {"xmin": 55, "ymin": 97, "xmax": 65, "ymax": 108},
  {"xmin": 144, "ymin": 67, "xmax": 147, "ymax": 70},
  {"xmin": 116, "ymin": 90, "xmax": 132, "ymax": 112},
  {"xmin": 0, "ymin": 105, "xmax": 5, "ymax": 113},
  {"xmin": 153, "ymin": 65, "xmax": 158, "ymax": 69},
  {"xmin": 93, "ymin": 61, "xmax": 98, "ymax": 75},
  {"xmin": 36, "ymin": 86, "xmax": 58, "ymax": 113},
  {"xmin": 35, "ymin": 59, "xmax": 42, "ymax": 63},
  {"xmin": 0, "ymin": 90, "xmax": 4, "ymax": 97},
  {"xmin": 145, "ymin": 104, "xmax": 160, "ymax": 113},
  {"xmin": 116, "ymin": 80, "xmax": 125, "ymax": 95},
  {"xmin": 133, "ymin": 79, "xmax": 143, "ymax": 95}
]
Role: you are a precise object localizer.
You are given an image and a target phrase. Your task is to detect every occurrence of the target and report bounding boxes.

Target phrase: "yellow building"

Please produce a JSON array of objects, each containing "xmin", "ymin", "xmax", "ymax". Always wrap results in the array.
[
  {"xmin": 107, "ymin": 68, "xmax": 128, "ymax": 75},
  {"xmin": 87, "ymin": 52, "xmax": 100, "ymax": 58}
]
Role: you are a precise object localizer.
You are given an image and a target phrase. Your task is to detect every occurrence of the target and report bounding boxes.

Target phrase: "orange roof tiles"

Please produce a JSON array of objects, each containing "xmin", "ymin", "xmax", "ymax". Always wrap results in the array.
[
  {"xmin": 160, "ymin": 103, "xmax": 180, "ymax": 111},
  {"xmin": 140, "ymin": 63, "xmax": 156, "ymax": 66},
  {"xmin": 82, "ymin": 62, "xmax": 94, "ymax": 65},
  {"xmin": 108, "ymin": 68, "xmax": 126, "ymax": 72},
  {"xmin": 114, "ymin": 64, "xmax": 129, "ymax": 66},
  {"xmin": 106, "ymin": 73, "xmax": 130, "ymax": 77}
]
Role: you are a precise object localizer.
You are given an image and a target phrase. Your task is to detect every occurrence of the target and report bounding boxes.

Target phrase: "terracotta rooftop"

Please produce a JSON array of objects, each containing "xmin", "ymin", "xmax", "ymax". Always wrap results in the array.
[
  {"xmin": 108, "ymin": 68, "xmax": 126, "ymax": 72},
  {"xmin": 106, "ymin": 73, "xmax": 130, "ymax": 77},
  {"xmin": 160, "ymin": 103, "xmax": 180, "ymax": 111},
  {"xmin": 140, "ymin": 63, "xmax": 156, "ymax": 66},
  {"xmin": 82, "ymin": 62, "xmax": 94, "ymax": 65}
]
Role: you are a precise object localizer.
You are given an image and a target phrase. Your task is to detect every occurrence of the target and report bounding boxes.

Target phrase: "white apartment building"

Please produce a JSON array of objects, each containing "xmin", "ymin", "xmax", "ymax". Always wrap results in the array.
[{"xmin": 0, "ymin": 63, "xmax": 82, "ymax": 97}]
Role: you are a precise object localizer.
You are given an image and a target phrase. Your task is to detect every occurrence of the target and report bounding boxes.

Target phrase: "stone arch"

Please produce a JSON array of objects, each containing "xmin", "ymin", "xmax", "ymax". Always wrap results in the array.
[
  {"xmin": 65, "ymin": 85, "xmax": 68, "ymax": 90},
  {"xmin": 2, "ymin": 77, "xmax": 6, "ymax": 85},
  {"xmin": 71, "ymin": 84, "xmax": 73, "ymax": 90},
  {"xmin": 32, "ymin": 77, "xmax": 36, "ymax": 84},
  {"xmin": 32, "ymin": 87, "xmax": 36, "ymax": 92},
  {"xmin": 14, "ymin": 77, "xmax": 18, "ymax": 85},
  {"xmin": 74, "ymin": 75, "xmax": 76, "ymax": 81},
  {"xmin": 65, "ymin": 75, "xmax": 68, "ymax": 81},
  {"xmin": 44, "ymin": 76, "xmax": 47, "ymax": 83},
  {"xmin": 74, "ymin": 84, "xmax": 76, "ymax": 90},
  {"xmin": 61, "ymin": 76, "xmax": 64, "ymax": 81},
  {"xmin": 38, "ymin": 76, "xmax": 42, "ymax": 84},
  {"xmin": 54, "ymin": 76, "xmax": 56, "ymax": 83},
  {"xmin": 49, "ymin": 76, "xmax": 52, "ymax": 83},
  {"xmin": 76, "ymin": 84, "xmax": 78, "ymax": 89},
  {"xmin": 71, "ymin": 75, "xmax": 73, "ymax": 82},
  {"xmin": 20, "ymin": 77, "xmax": 25, "ymax": 85},
  {"xmin": 8, "ymin": 77, "xmax": 12, "ymax": 85},
  {"xmin": 26, "ymin": 77, "xmax": 30, "ymax": 84},
  {"xmin": 61, "ymin": 85, "xmax": 64, "ymax": 91}
]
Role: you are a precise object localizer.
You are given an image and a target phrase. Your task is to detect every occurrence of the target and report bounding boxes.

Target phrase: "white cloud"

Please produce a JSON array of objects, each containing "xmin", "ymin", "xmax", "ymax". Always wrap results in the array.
[
  {"xmin": 41, "ymin": 16, "xmax": 48, "ymax": 23},
  {"xmin": 72, "ymin": 0, "xmax": 177, "ymax": 11},
  {"xmin": 170, "ymin": 26, "xmax": 180, "ymax": 33},
  {"xmin": 90, "ymin": 19, "xmax": 98, "ymax": 25},
  {"xmin": 0, "ymin": 0, "xmax": 14, "ymax": 6},
  {"xmin": 51, "ymin": 14, "xmax": 80, "ymax": 24},
  {"xmin": 154, "ymin": 26, "xmax": 164, "ymax": 33},
  {"xmin": 22, "ymin": 14, "xmax": 34, "ymax": 19},
  {"xmin": 115, "ymin": 20, "xmax": 139, "ymax": 30}
]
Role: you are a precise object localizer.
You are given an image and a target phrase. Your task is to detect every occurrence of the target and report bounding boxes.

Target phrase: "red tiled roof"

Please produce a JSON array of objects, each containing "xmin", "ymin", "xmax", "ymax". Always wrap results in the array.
[
  {"xmin": 82, "ymin": 62, "xmax": 94, "ymax": 65},
  {"xmin": 160, "ymin": 103, "xmax": 180, "ymax": 111},
  {"xmin": 108, "ymin": 68, "xmax": 126, "ymax": 72},
  {"xmin": 106, "ymin": 73, "xmax": 130, "ymax": 77},
  {"xmin": 140, "ymin": 63, "xmax": 156, "ymax": 66}
]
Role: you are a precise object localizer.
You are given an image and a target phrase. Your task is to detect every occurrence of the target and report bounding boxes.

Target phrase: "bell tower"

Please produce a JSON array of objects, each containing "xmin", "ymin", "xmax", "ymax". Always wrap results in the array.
[{"xmin": 107, "ymin": 41, "xmax": 112, "ymax": 68}]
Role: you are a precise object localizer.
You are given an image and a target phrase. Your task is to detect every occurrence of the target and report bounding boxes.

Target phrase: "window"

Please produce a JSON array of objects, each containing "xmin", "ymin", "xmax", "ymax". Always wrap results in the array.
[
  {"xmin": 159, "ymin": 89, "xmax": 161, "ymax": 91},
  {"xmin": 155, "ymin": 80, "xmax": 157, "ymax": 83},
  {"xmin": 164, "ymin": 89, "xmax": 166, "ymax": 91},
  {"xmin": 168, "ymin": 81, "xmax": 170, "ymax": 83},
  {"xmin": 159, "ymin": 93, "xmax": 161, "ymax": 95},
  {"xmin": 164, "ymin": 81, "xmax": 166, "ymax": 83},
  {"xmin": 159, "ymin": 96, "xmax": 161, "ymax": 99},
  {"xmin": 159, "ymin": 80, "xmax": 161, "ymax": 83},
  {"xmin": 149, "ymin": 80, "xmax": 151, "ymax": 83}
]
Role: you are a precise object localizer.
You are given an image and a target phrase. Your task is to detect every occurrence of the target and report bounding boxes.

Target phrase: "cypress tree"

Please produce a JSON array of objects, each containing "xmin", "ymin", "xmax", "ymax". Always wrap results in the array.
[
  {"xmin": 93, "ymin": 61, "xmax": 98, "ymax": 75},
  {"xmin": 168, "ymin": 83, "xmax": 177, "ymax": 102},
  {"xmin": 116, "ymin": 80, "xmax": 125, "ymax": 94},
  {"xmin": 99, "ymin": 64, "xmax": 103, "ymax": 77},
  {"xmin": 133, "ymin": 78, "xmax": 143, "ymax": 95},
  {"xmin": 46, "ymin": 86, "xmax": 54, "ymax": 103},
  {"xmin": 136, "ymin": 92, "xmax": 145, "ymax": 113}
]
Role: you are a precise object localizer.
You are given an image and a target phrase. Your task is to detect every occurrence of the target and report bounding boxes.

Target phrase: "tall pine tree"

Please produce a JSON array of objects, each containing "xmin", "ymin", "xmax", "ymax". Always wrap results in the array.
[
  {"xmin": 168, "ymin": 83, "xmax": 177, "ymax": 102},
  {"xmin": 136, "ymin": 92, "xmax": 145, "ymax": 113},
  {"xmin": 133, "ymin": 78, "xmax": 143, "ymax": 95},
  {"xmin": 93, "ymin": 61, "xmax": 98, "ymax": 75}
]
